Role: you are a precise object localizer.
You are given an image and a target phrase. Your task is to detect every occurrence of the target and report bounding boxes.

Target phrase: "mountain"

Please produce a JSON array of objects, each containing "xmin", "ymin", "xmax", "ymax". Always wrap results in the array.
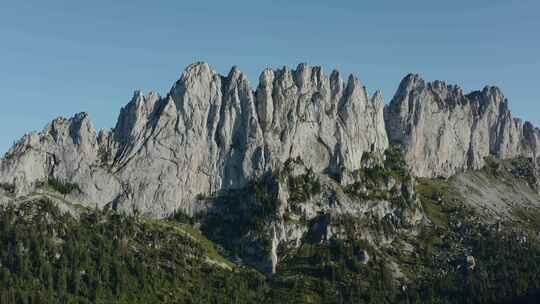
[
  {"xmin": 0, "ymin": 62, "xmax": 390, "ymax": 218},
  {"xmin": 1, "ymin": 62, "xmax": 540, "ymax": 303},
  {"xmin": 386, "ymin": 74, "xmax": 540, "ymax": 178},
  {"xmin": 2, "ymin": 63, "xmax": 539, "ymax": 217}
]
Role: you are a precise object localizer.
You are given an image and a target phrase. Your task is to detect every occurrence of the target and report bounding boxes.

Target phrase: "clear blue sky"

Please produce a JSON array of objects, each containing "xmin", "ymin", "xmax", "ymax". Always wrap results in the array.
[{"xmin": 1, "ymin": 0, "xmax": 539, "ymax": 154}]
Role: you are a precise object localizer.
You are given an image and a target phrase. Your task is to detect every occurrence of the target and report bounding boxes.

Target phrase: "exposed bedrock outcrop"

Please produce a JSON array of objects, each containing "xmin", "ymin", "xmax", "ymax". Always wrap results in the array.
[
  {"xmin": 2, "ymin": 64, "xmax": 539, "ymax": 216},
  {"xmin": 0, "ymin": 62, "xmax": 389, "ymax": 217},
  {"xmin": 385, "ymin": 74, "xmax": 540, "ymax": 178}
]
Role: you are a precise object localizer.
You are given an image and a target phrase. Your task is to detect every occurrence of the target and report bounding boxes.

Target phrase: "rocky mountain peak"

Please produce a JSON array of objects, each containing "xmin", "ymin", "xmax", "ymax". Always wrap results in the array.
[
  {"xmin": 395, "ymin": 73, "xmax": 424, "ymax": 92},
  {"xmin": 1, "ymin": 62, "xmax": 539, "ymax": 217},
  {"xmin": 385, "ymin": 74, "xmax": 540, "ymax": 178},
  {"xmin": 371, "ymin": 90, "xmax": 384, "ymax": 105},
  {"xmin": 292, "ymin": 63, "xmax": 325, "ymax": 91}
]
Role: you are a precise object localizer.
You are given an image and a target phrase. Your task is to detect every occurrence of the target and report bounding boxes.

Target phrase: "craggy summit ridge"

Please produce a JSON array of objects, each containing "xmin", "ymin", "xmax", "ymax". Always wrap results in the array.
[
  {"xmin": 385, "ymin": 73, "xmax": 540, "ymax": 177},
  {"xmin": 0, "ymin": 62, "xmax": 388, "ymax": 217},
  {"xmin": 1, "ymin": 63, "xmax": 539, "ymax": 216}
]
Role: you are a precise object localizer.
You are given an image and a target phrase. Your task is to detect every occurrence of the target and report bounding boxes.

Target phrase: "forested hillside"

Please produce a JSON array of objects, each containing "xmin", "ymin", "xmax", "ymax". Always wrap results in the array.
[{"xmin": 1, "ymin": 182, "xmax": 540, "ymax": 304}]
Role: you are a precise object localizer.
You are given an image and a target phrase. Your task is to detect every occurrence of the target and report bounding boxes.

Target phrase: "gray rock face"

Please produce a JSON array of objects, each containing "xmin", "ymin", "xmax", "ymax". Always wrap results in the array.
[
  {"xmin": 255, "ymin": 64, "xmax": 388, "ymax": 177},
  {"xmin": 0, "ymin": 62, "xmax": 388, "ymax": 217},
  {"xmin": 385, "ymin": 74, "xmax": 540, "ymax": 178},
  {"xmin": 2, "ymin": 64, "xmax": 538, "ymax": 216},
  {"xmin": 0, "ymin": 113, "xmax": 120, "ymax": 207}
]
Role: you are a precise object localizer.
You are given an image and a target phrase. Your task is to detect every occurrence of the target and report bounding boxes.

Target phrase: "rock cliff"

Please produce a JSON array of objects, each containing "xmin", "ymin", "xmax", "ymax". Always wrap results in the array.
[
  {"xmin": 0, "ymin": 113, "xmax": 120, "ymax": 206},
  {"xmin": 385, "ymin": 74, "xmax": 540, "ymax": 178},
  {"xmin": 2, "ymin": 62, "xmax": 540, "ymax": 277},
  {"xmin": 1, "ymin": 64, "xmax": 539, "ymax": 216},
  {"xmin": 0, "ymin": 62, "xmax": 388, "ymax": 217}
]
